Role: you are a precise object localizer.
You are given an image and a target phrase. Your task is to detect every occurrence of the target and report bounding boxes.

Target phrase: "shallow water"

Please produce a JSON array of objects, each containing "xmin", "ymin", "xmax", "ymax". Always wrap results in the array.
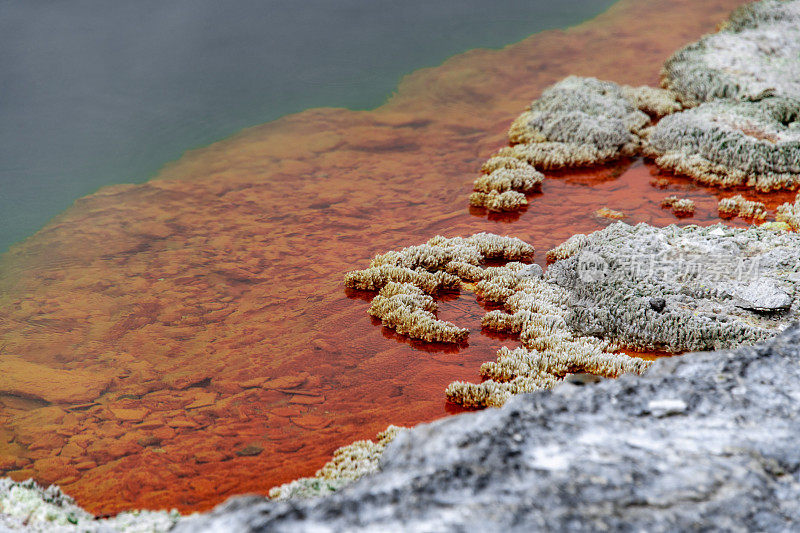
[
  {"xmin": 0, "ymin": 0, "xmax": 616, "ymax": 253},
  {"xmin": 0, "ymin": 0, "xmax": 769, "ymax": 516}
]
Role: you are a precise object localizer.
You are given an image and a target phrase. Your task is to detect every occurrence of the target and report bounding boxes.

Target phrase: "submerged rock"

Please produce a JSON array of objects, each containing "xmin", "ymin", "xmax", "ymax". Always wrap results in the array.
[
  {"xmin": 175, "ymin": 324, "xmax": 800, "ymax": 532},
  {"xmin": 662, "ymin": 0, "xmax": 800, "ymax": 105},
  {"xmin": 546, "ymin": 222, "xmax": 800, "ymax": 352}
]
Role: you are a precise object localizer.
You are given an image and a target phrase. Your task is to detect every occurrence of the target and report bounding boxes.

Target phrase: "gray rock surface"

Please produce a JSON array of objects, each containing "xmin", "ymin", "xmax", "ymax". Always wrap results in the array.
[
  {"xmin": 662, "ymin": 0, "xmax": 800, "ymax": 105},
  {"xmin": 176, "ymin": 324, "xmax": 800, "ymax": 532},
  {"xmin": 498, "ymin": 76, "xmax": 655, "ymax": 169},
  {"xmin": 644, "ymin": 97, "xmax": 800, "ymax": 191},
  {"xmin": 546, "ymin": 222, "xmax": 800, "ymax": 352}
]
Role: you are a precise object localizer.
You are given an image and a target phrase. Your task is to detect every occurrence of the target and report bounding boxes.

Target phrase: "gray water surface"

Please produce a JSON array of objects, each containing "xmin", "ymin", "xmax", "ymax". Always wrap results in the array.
[{"xmin": 0, "ymin": 0, "xmax": 615, "ymax": 252}]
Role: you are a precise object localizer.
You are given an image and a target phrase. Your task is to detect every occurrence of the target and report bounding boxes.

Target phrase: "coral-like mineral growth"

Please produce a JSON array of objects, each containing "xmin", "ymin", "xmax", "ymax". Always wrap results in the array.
[
  {"xmin": 497, "ymin": 77, "xmax": 682, "ymax": 167},
  {"xmin": 368, "ymin": 282, "xmax": 468, "ymax": 343},
  {"xmin": 545, "ymin": 233, "xmax": 590, "ymax": 262},
  {"xmin": 620, "ymin": 85, "xmax": 684, "ymax": 117},
  {"xmin": 470, "ymin": 157, "xmax": 543, "ymax": 211},
  {"xmin": 662, "ymin": 0, "xmax": 800, "ymax": 105},
  {"xmin": 645, "ymin": 97, "xmax": 800, "ymax": 191},
  {"xmin": 473, "ymin": 167, "xmax": 544, "ymax": 194},
  {"xmin": 777, "ymin": 194, "xmax": 800, "ymax": 230},
  {"xmin": 347, "ymin": 234, "xmax": 644, "ymax": 408},
  {"xmin": 546, "ymin": 222, "xmax": 800, "ymax": 353},
  {"xmin": 469, "ymin": 190, "xmax": 528, "ymax": 212},
  {"xmin": 345, "ymin": 233, "xmax": 534, "ymax": 342},
  {"xmin": 446, "ymin": 261, "xmax": 650, "ymax": 408},
  {"xmin": 500, "ymin": 76, "xmax": 652, "ymax": 169},
  {"xmin": 0, "ymin": 478, "xmax": 179, "ymax": 532},
  {"xmin": 718, "ymin": 194, "xmax": 768, "ymax": 221},
  {"xmin": 661, "ymin": 195, "xmax": 696, "ymax": 215},
  {"xmin": 268, "ymin": 426, "xmax": 405, "ymax": 500},
  {"xmin": 469, "ymin": 77, "xmax": 683, "ymax": 212}
]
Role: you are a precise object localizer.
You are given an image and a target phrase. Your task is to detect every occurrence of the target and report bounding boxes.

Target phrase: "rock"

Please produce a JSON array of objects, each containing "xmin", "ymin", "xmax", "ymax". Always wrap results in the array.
[
  {"xmin": 563, "ymin": 373, "xmax": 602, "ymax": 386},
  {"xmin": 662, "ymin": 0, "xmax": 800, "ymax": 105},
  {"xmin": 260, "ymin": 374, "xmax": 309, "ymax": 390},
  {"xmin": 166, "ymin": 419, "xmax": 197, "ymax": 429},
  {"xmin": 185, "ymin": 392, "xmax": 218, "ymax": 410},
  {"xmin": 108, "ymin": 407, "xmax": 148, "ymax": 422},
  {"xmin": 498, "ymin": 76, "xmax": 653, "ymax": 169},
  {"xmin": 729, "ymin": 279, "xmax": 793, "ymax": 312},
  {"xmin": 0, "ymin": 454, "xmax": 24, "ymax": 471},
  {"xmin": 595, "ymin": 207, "xmax": 625, "ymax": 220},
  {"xmin": 0, "ymin": 478, "xmax": 179, "ymax": 532},
  {"xmin": 545, "ymin": 222, "xmax": 800, "ymax": 352},
  {"xmin": 646, "ymin": 398, "xmax": 687, "ymax": 417},
  {"xmin": 649, "ymin": 297, "xmax": 666, "ymax": 312},
  {"xmin": 290, "ymin": 415, "xmax": 331, "ymax": 431},
  {"xmin": 271, "ymin": 406, "xmax": 305, "ymax": 418},
  {"xmin": 136, "ymin": 435, "xmax": 162, "ymax": 448},
  {"xmin": 194, "ymin": 451, "xmax": 229, "ymax": 464},
  {"xmin": 471, "ymin": 77, "xmax": 683, "ymax": 212},
  {"xmin": 516, "ymin": 263, "xmax": 543, "ymax": 280},
  {"xmin": 235, "ymin": 444, "xmax": 263, "ymax": 457},
  {"xmin": 644, "ymin": 97, "xmax": 800, "ymax": 191},
  {"xmin": 175, "ymin": 324, "xmax": 800, "ymax": 532},
  {"xmin": 0, "ymin": 357, "xmax": 111, "ymax": 404},
  {"xmin": 288, "ymin": 394, "xmax": 325, "ymax": 405}
]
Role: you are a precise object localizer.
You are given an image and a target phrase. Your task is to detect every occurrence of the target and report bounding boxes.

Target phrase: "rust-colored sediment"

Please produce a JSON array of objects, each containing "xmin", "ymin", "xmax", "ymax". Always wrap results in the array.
[{"xmin": 0, "ymin": 0, "xmax": 767, "ymax": 516}]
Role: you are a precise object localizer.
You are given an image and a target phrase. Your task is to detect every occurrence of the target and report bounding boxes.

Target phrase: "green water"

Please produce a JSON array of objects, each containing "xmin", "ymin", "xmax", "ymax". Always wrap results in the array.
[{"xmin": 0, "ymin": 0, "xmax": 616, "ymax": 252}]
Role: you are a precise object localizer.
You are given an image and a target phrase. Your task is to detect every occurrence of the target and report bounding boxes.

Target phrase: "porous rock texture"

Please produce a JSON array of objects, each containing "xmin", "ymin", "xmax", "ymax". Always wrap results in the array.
[
  {"xmin": 344, "ymin": 233, "xmax": 533, "ymax": 342},
  {"xmin": 470, "ymin": 76, "xmax": 682, "ymax": 211},
  {"xmin": 445, "ymin": 262, "xmax": 650, "ymax": 408},
  {"xmin": 546, "ymin": 221, "xmax": 800, "ymax": 352},
  {"xmin": 498, "ymin": 76, "xmax": 667, "ymax": 170},
  {"xmin": 718, "ymin": 194, "xmax": 768, "ymax": 221},
  {"xmin": 174, "ymin": 324, "xmax": 800, "ymax": 532},
  {"xmin": 644, "ymin": 97, "xmax": 800, "ymax": 191},
  {"xmin": 662, "ymin": 0, "xmax": 800, "ymax": 105},
  {"xmin": 777, "ymin": 193, "xmax": 800, "ymax": 230},
  {"xmin": 661, "ymin": 195, "xmax": 696, "ymax": 215}
]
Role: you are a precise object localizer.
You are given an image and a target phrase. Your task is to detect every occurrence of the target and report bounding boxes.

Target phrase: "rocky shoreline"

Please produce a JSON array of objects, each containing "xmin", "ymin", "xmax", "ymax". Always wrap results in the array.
[
  {"xmin": 4, "ymin": 320, "xmax": 800, "ymax": 532},
  {"xmin": 179, "ymin": 322, "xmax": 800, "ymax": 532},
  {"xmin": 3, "ymin": 0, "xmax": 800, "ymax": 530},
  {"xmin": 178, "ymin": 1, "xmax": 800, "ymax": 528}
]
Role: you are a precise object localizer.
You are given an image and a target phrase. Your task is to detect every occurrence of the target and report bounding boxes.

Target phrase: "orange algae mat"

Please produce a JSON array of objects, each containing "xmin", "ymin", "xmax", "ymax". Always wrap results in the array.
[{"xmin": 0, "ymin": 0, "xmax": 776, "ymax": 516}]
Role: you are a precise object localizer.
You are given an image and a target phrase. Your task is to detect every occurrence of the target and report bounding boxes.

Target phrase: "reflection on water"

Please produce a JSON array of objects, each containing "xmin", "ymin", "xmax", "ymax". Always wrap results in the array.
[
  {"xmin": 0, "ymin": 0, "xmax": 616, "ymax": 252},
  {"xmin": 0, "ymin": 0, "xmax": 760, "ymax": 517}
]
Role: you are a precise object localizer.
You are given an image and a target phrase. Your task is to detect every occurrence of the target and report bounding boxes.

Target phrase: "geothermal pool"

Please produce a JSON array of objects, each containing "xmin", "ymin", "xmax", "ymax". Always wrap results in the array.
[
  {"xmin": 0, "ymin": 0, "xmax": 774, "ymax": 517},
  {"xmin": 0, "ymin": 0, "xmax": 616, "ymax": 253}
]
